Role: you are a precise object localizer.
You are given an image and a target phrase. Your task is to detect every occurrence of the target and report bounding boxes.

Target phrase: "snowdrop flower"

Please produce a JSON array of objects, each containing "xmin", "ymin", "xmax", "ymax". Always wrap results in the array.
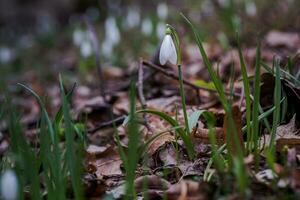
[
  {"xmin": 0, "ymin": 170, "xmax": 18, "ymax": 200},
  {"xmin": 0, "ymin": 47, "xmax": 14, "ymax": 64},
  {"xmin": 105, "ymin": 17, "xmax": 120, "ymax": 46},
  {"xmin": 124, "ymin": 7, "xmax": 140, "ymax": 29},
  {"xmin": 159, "ymin": 33, "xmax": 177, "ymax": 65},
  {"xmin": 245, "ymin": 1, "xmax": 257, "ymax": 17},
  {"xmin": 80, "ymin": 40, "xmax": 93, "ymax": 58},
  {"xmin": 102, "ymin": 16, "xmax": 120, "ymax": 58},
  {"xmin": 141, "ymin": 18, "xmax": 153, "ymax": 36},
  {"xmin": 156, "ymin": 22, "xmax": 166, "ymax": 39},
  {"xmin": 101, "ymin": 40, "xmax": 113, "ymax": 58},
  {"xmin": 72, "ymin": 28, "xmax": 93, "ymax": 57},
  {"xmin": 73, "ymin": 29, "xmax": 86, "ymax": 46},
  {"xmin": 157, "ymin": 3, "xmax": 168, "ymax": 20}
]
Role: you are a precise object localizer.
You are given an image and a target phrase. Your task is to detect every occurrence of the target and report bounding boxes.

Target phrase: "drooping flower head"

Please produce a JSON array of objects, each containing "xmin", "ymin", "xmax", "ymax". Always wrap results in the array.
[
  {"xmin": 0, "ymin": 170, "xmax": 18, "ymax": 200},
  {"xmin": 159, "ymin": 25, "xmax": 181, "ymax": 66}
]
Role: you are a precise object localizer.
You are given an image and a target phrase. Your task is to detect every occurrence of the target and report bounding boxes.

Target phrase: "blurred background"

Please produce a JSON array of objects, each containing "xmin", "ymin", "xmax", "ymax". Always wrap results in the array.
[{"xmin": 0, "ymin": 0, "xmax": 300, "ymax": 88}]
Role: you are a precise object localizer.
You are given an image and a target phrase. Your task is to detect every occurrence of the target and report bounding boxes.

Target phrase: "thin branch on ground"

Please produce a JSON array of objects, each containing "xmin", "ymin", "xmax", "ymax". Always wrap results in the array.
[
  {"xmin": 138, "ymin": 58, "xmax": 147, "ymax": 109},
  {"xmin": 137, "ymin": 58, "xmax": 153, "ymax": 132},
  {"xmin": 88, "ymin": 115, "xmax": 127, "ymax": 133},
  {"xmin": 142, "ymin": 60, "xmax": 241, "ymax": 97}
]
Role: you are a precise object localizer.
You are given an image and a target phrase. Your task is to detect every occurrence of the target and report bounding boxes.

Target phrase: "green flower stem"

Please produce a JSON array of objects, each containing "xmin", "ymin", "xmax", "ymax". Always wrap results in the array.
[{"xmin": 178, "ymin": 65, "xmax": 190, "ymax": 135}]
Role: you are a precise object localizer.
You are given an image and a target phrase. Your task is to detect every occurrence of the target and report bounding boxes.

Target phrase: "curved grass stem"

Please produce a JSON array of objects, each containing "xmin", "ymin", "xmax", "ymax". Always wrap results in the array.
[{"xmin": 178, "ymin": 65, "xmax": 190, "ymax": 135}]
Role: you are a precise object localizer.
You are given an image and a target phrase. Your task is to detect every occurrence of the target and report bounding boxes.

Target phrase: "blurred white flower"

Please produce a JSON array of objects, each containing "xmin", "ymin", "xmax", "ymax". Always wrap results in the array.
[
  {"xmin": 101, "ymin": 40, "xmax": 113, "ymax": 58},
  {"xmin": 73, "ymin": 29, "xmax": 86, "ymax": 46},
  {"xmin": 102, "ymin": 16, "xmax": 120, "ymax": 58},
  {"xmin": 157, "ymin": 3, "xmax": 168, "ymax": 20},
  {"xmin": 0, "ymin": 170, "xmax": 18, "ymax": 200},
  {"xmin": 80, "ymin": 40, "xmax": 93, "ymax": 58},
  {"xmin": 141, "ymin": 18, "xmax": 153, "ymax": 36},
  {"xmin": 245, "ymin": 1, "xmax": 257, "ymax": 17},
  {"xmin": 0, "ymin": 47, "xmax": 14, "ymax": 64},
  {"xmin": 159, "ymin": 34, "xmax": 177, "ymax": 65},
  {"xmin": 124, "ymin": 7, "xmax": 140, "ymax": 29},
  {"xmin": 156, "ymin": 22, "xmax": 166, "ymax": 39},
  {"xmin": 105, "ymin": 17, "xmax": 120, "ymax": 46},
  {"xmin": 72, "ymin": 29, "xmax": 94, "ymax": 58}
]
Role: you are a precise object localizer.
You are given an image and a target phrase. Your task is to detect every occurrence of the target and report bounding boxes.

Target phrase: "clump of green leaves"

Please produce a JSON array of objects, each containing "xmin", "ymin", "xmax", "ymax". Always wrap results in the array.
[{"xmin": 1, "ymin": 78, "xmax": 85, "ymax": 200}]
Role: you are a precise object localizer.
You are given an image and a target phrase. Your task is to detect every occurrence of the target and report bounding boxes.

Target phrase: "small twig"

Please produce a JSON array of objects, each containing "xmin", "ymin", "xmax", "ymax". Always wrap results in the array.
[
  {"xmin": 88, "ymin": 115, "xmax": 126, "ymax": 133},
  {"xmin": 142, "ymin": 60, "xmax": 241, "ymax": 97},
  {"xmin": 84, "ymin": 16, "xmax": 106, "ymax": 101},
  {"xmin": 137, "ymin": 58, "xmax": 153, "ymax": 132},
  {"xmin": 138, "ymin": 58, "xmax": 147, "ymax": 109}
]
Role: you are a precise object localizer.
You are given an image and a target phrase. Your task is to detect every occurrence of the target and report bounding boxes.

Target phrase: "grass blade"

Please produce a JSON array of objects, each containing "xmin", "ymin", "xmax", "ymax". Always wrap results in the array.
[
  {"xmin": 59, "ymin": 76, "xmax": 83, "ymax": 200},
  {"xmin": 137, "ymin": 109, "xmax": 195, "ymax": 159},
  {"xmin": 237, "ymin": 34, "xmax": 252, "ymax": 153},
  {"xmin": 269, "ymin": 58, "xmax": 281, "ymax": 154},
  {"xmin": 252, "ymin": 41, "xmax": 262, "ymax": 166}
]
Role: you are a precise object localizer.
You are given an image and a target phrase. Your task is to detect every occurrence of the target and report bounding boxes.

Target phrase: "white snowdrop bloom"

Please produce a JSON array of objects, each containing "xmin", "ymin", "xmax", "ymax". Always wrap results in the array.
[
  {"xmin": 157, "ymin": 3, "xmax": 168, "ymax": 20},
  {"xmin": 0, "ymin": 47, "xmax": 13, "ymax": 64},
  {"xmin": 141, "ymin": 18, "xmax": 153, "ymax": 36},
  {"xmin": 0, "ymin": 170, "xmax": 18, "ymax": 200},
  {"xmin": 245, "ymin": 1, "xmax": 257, "ymax": 17},
  {"xmin": 105, "ymin": 17, "xmax": 120, "ymax": 46},
  {"xmin": 101, "ymin": 40, "xmax": 113, "ymax": 58},
  {"xmin": 124, "ymin": 7, "xmax": 140, "ymax": 29},
  {"xmin": 80, "ymin": 40, "xmax": 92, "ymax": 58},
  {"xmin": 73, "ymin": 29, "xmax": 86, "ymax": 46},
  {"xmin": 156, "ymin": 22, "xmax": 166, "ymax": 39},
  {"xmin": 159, "ymin": 34, "xmax": 177, "ymax": 65}
]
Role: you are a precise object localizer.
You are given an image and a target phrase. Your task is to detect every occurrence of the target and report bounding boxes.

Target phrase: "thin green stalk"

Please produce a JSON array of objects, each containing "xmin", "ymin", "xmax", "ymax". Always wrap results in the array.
[
  {"xmin": 252, "ymin": 41, "xmax": 261, "ymax": 167},
  {"xmin": 237, "ymin": 35, "xmax": 252, "ymax": 153},
  {"xmin": 181, "ymin": 13, "xmax": 243, "ymax": 158},
  {"xmin": 60, "ymin": 76, "xmax": 83, "ymax": 200},
  {"xmin": 18, "ymin": 83, "xmax": 65, "ymax": 199},
  {"xmin": 7, "ymin": 102, "xmax": 41, "ymax": 200},
  {"xmin": 178, "ymin": 65, "xmax": 190, "ymax": 135},
  {"xmin": 261, "ymin": 61, "xmax": 300, "ymax": 86},
  {"xmin": 258, "ymin": 105, "xmax": 272, "ymax": 133},
  {"xmin": 126, "ymin": 82, "xmax": 139, "ymax": 199},
  {"xmin": 181, "ymin": 14, "xmax": 247, "ymax": 195},
  {"xmin": 138, "ymin": 109, "xmax": 195, "ymax": 159},
  {"xmin": 241, "ymin": 100, "xmax": 285, "ymax": 132},
  {"xmin": 269, "ymin": 59, "xmax": 281, "ymax": 154}
]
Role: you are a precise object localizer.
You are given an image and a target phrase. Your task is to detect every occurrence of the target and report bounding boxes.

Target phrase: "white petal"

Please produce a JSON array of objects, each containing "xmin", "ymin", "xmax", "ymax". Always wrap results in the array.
[
  {"xmin": 159, "ymin": 35, "xmax": 177, "ymax": 65},
  {"xmin": 1, "ymin": 170, "xmax": 18, "ymax": 200},
  {"xmin": 168, "ymin": 36, "xmax": 177, "ymax": 65},
  {"xmin": 105, "ymin": 17, "xmax": 120, "ymax": 46},
  {"xmin": 157, "ymin": 3, "xmax": 168, "ymax": 20},
  {"xmin": 141, "ymin": 18, "xmax": 152, "ymax": 36},
  {"xmin": 156, "ymin": 22, "xmax": 165, "ymax": 39},
  {"xmin": 159, "ymin": 35, "xmax": 169, "ymax": 65}
]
